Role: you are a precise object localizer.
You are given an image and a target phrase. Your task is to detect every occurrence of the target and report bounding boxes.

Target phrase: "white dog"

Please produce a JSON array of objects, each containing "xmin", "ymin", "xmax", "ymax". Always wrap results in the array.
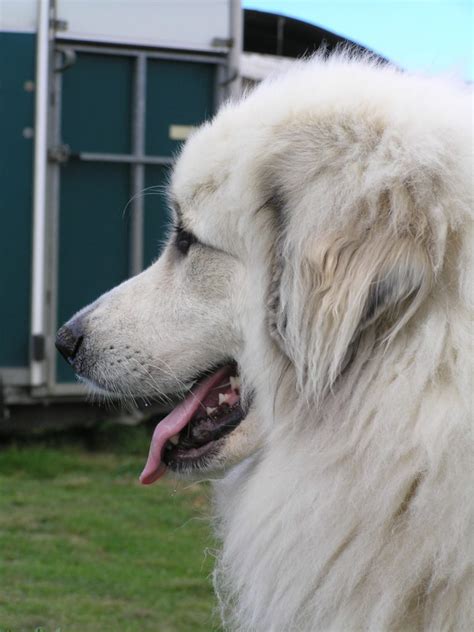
[{"xmin": 56, "ymin": 54, "xmax": 473, "ymax": 631}]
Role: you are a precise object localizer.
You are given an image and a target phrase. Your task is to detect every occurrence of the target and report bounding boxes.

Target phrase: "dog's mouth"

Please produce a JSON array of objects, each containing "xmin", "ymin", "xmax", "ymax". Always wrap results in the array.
[{"xmin": 140, "ymin": 363, "xmax": 245, "ymax": 484}]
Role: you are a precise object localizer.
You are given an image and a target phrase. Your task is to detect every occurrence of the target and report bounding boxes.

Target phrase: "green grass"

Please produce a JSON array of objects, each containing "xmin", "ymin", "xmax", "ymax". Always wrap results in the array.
[{"xmin": 0, "ymin": 424, "xmax": 219, "ymax": 632}]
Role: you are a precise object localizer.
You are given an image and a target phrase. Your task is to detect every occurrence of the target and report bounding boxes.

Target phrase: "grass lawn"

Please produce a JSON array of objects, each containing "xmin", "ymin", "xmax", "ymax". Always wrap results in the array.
[{"xmin": 0, "ymin": 424, "xmax": 219, "ymax": 632}]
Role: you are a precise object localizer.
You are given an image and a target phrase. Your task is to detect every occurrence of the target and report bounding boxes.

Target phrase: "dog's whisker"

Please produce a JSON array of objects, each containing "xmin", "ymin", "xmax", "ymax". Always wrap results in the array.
[{"xmin": 121, "ymin": 184, "xmax": 170, "ymax": 219}]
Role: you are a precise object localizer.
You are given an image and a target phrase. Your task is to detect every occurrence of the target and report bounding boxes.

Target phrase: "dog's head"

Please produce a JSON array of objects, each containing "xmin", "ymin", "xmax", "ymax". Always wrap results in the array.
[{"xmin": 56, "ymin": 56, "xmax": 468, "ymax": 482}]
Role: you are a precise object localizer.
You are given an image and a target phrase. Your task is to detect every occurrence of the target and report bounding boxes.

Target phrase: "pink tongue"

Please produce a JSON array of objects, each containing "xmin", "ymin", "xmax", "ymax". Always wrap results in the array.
[{"xmin": 139, "ymin": 365, "xmax": 234, "ymax": 485}]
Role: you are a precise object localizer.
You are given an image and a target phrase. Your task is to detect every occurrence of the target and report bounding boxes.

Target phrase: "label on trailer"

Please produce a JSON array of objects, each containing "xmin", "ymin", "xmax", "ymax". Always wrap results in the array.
[{"xmin": 169, "ymin": 125, "xmax": 196, "ymax": 141}]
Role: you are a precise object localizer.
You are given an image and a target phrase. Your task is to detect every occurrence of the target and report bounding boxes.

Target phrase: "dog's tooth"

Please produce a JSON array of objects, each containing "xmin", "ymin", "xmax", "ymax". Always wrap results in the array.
[
  {"xmin": 169, "ymin": 434, "xmax": 179, "ymax": 445},
  {"xmin": 230, "ymin": 376, "xmax": 241, "ymax": 391},
  {"xmin": 218, "ymin": 393, "xmax": 230, "ymax": 405},
  {"xmin": 206, "ymin": 406, "xmax": 217, "ymax": 416}
]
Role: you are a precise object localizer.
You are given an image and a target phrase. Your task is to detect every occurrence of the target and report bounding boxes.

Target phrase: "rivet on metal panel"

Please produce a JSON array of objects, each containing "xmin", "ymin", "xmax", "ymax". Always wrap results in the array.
[
  {"xmin": 23, "ymin": 127, "xmax": 34, "ymax": 139},
  {"xmin": 24, "ymin": 80, "xmax": 35, "ymax": 92}
]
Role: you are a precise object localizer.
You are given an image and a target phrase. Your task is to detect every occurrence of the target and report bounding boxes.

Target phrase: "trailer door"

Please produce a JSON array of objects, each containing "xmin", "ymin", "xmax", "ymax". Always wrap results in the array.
[{"xmin": 50, "ymin": 45, "xmax": 219, "ymax": 390}]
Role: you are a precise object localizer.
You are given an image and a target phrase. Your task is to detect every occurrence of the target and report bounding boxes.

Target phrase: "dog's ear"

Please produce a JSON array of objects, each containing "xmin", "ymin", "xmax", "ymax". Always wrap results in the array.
[
  {"xmin": 263, "ymin": 113, "xmax": 447, "ymax": 402},
  {"xmin": 269, "ymin": 222, "xmax": 434, "ymax": 402}
]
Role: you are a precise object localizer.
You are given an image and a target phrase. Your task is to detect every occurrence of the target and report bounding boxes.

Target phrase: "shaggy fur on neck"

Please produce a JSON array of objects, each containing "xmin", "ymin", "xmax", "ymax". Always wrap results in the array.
[{"xmin": 209, "ymin": 55, "xmax": 473, "ymax": 631}]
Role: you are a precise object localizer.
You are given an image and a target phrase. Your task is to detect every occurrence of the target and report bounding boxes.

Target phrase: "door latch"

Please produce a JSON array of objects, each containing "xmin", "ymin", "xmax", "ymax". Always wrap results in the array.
[{"xmin": 48, "ymin": 144, "xmax": 71, "ymax": 164}]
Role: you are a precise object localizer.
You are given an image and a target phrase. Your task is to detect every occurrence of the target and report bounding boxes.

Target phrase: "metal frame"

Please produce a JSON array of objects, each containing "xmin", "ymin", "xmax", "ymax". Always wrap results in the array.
[
  {"xmin": 77, "ymin": 152, "xmax": 172, "ymax": 165},
  {"xmin": 130, "ymin": 53, "xmax": 146, "ymax": 276},
  {"xmin": 228, "ymin": 0, "xmax": 243, "ymax": 98},
  {"xmin": 30, "ymin": 0, "xmax": 52, "ymax": 387},
  {"xmin": 56, "ymin": 41, "xmax": 230, "ymax": 107},
  {"xmin": 43, "ymin": 41, "xmax": 231, "ymax": 397},
  {"xmin": 44, "ymin": 49, "xmax": 63, "ymax": 395},
  {"xmin": 56, "ymin": 41, "xmax": 227, "ymax": 64}
]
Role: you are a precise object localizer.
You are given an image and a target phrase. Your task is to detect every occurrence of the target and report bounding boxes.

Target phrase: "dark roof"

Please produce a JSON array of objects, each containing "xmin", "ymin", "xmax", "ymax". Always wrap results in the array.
[{"xmin": 243, "ymin": 9, "xmax": 381, "ymax": 60}]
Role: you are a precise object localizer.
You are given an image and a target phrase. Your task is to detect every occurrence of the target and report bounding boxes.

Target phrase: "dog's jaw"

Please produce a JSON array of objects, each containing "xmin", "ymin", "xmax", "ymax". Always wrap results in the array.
[{"xmin": 139, "ymin": 364, "xmax": 250, "ymax": 484}]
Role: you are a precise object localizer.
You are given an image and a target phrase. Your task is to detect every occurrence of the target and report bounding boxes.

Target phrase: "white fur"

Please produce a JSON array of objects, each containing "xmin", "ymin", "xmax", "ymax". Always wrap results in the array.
[
  {"xmin": 65, "ymin": 54, "xmax": 473, "ymax": 630},
  {"xmin": 177, "ymin": 55, "xmax": 473, "ymax": 631}
]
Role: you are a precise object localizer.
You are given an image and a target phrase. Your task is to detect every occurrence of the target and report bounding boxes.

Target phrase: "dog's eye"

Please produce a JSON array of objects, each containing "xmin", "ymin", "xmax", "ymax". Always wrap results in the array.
[{"xmin": 174, "ymin": 227, "xmax": 197, "ymax": 255}]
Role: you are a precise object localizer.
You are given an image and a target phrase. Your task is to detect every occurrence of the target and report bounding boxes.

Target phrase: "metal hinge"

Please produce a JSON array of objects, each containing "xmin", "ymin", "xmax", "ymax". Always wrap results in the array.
[
  {"xmin": 51, "ymin": 18, "xmax": 68, "ymax": 31},
  {"xmin": 48, "ymin": 144, "xmax": 71, "ymax": 163},
  {"xmin": 55, "ymin": 48, "xmax": 77, "ymax": 73},
  {"xmin": 0, "ymin": 375, "xmax": 6, "ymax": 420},
  {"xmin": 211, "ymin": 37, "xmax": 234, "ymax": 48},
  {"xmin": 31, "ymin": 335, "xmax": 46, "ymax": 362}
]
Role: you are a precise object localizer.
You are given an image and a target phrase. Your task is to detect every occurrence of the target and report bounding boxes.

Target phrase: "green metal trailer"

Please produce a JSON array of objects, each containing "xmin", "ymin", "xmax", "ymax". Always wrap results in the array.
[{"xmin": 0, "ymin": 1, "xmax": 241, "ymax": 427}]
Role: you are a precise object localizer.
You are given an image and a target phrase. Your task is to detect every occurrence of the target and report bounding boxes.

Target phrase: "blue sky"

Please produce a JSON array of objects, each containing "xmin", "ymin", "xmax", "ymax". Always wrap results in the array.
[{"xmin": 243, "ymin": 1, "xmax": 473, "ymax": 80}]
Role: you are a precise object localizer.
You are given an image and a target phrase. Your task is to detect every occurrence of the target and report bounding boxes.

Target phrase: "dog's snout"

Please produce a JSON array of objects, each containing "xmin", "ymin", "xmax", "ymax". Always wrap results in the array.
[{"xmin": 55, "ymin": 321, "xmax": 84, "ymax": 364}]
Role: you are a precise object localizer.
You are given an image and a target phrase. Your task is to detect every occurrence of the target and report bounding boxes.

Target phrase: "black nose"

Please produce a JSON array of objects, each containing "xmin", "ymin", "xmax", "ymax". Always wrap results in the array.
[{"xmin": 55, "ymin": 321, "xmax": 84, "ymax": 364}]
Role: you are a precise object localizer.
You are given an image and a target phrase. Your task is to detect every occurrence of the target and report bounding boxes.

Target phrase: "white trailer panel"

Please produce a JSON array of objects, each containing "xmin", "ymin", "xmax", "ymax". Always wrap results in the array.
[{"xmin": 1, "ymin": 0, "xmax": 232, "ymax": 52}]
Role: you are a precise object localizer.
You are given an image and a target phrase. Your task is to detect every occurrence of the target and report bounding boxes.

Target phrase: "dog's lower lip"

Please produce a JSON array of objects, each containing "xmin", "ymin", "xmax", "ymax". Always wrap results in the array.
[
  {"xmin": 163, "ymin": 401, "xmax": 246, "ymax": 468},
  {"xmin": 164, "ymin": 437, "xmax": 221, "ymax": 467}
]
